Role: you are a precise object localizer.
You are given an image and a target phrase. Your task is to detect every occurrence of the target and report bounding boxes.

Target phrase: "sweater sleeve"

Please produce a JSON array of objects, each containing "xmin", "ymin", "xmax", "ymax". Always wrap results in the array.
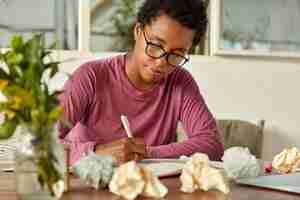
[
  {"xmin": 59, "ymin": 123, "xmax": 97, "ymax": 165},
  {"xmin": 58, "ymin": 63, "xmax": 97, "ymax": 165},
  {"xmin": 148, "ymin": 74, "xmax": 224, "ymax": 161}
]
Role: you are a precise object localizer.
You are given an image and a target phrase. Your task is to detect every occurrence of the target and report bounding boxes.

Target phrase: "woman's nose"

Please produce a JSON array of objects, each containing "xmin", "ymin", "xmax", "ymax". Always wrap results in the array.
[{"xmin": 152, "ymin": 56, "xmax": 168, "ymax": 71}]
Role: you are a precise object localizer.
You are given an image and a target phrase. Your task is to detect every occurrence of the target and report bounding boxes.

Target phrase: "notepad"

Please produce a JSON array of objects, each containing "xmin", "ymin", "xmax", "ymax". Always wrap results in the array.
[
  {"xmin": 140, "ymin": 162, "xmax": 183, "ymax": 177},
  {"xmin": 139, "ymin": 159, "xmax": 223, "ymax": 178},
  {"xmin": 236, "ymin": 172, "xmax": 300, "ymax": 194}
]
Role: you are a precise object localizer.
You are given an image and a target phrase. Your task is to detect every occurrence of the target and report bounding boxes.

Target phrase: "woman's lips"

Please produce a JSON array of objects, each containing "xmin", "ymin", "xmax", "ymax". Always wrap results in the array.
[
  {"xmin": 151, "ymin": 69, "xmax": 162, "ymax": 75},
  {"xmin": 144, "ymin": 65, "xmax": 164, "ymax": 81},
  {"xmin": 149, "ymin": 68, "xmax": 164, "ymax": 79}
]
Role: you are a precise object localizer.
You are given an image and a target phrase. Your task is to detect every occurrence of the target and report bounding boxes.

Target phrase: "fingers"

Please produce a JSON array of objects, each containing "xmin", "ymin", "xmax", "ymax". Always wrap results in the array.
[
  {"xmin": 131, "ymin": 143, "xmax": 147, "ymax": 155},
  {"xmin": 94, "ymin": 137, "xmax": 147, "ymax": 165},
  {"xmin": 126, "ymin": 139, "xmax": 147, "ymax": 155},
  {"xmin": 131, "ymin": 137, "xmax": 145, "ymax": 145},
  {"xmin": 133, "ymin": 153, "xmax": 139, "ymax": 162},
  {"xmin": 134, "ymin": 153, "xmax": 145, "ymax": 161}
]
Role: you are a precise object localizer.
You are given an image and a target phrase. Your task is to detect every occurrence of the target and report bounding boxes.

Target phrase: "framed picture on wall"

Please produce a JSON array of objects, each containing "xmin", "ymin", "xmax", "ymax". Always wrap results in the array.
[{"xmin": 210, "ymin": 0, "xmax": 300, "ymax": 58}]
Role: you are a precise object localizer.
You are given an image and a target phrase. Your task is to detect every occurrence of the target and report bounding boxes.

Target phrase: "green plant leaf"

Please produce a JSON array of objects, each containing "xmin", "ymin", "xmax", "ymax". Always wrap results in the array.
[
  {"xmin": 0, "ymin": 118, "xmax": 18, "ymax": 140},
  {"xmin": 11, "ymin": 35, "xmax": 23, "ymax": 51},
  {"xmin": 2, "ymin": 85, "xmax": 28, "ymax": 99},
  {"xmin": 25, "ymin": 34, "xmax": 43, "ymax": 66},
  {"xmin": 48, "ymin": 106, "xmax": 63, "ymax": 124},
  {"xmin": 0, "ymin": 68, "xmax": 10, "ymax": 80},
  {"xmin": 37, "ymin": 174, "xmax": 45, "ymax": 189},
  {"xmin": 44, "ymin": 62, "xmax": 59, "ymax": 78},
  {"xmin": 49, "ymin": 65, "xmax": 58, "ymax": 78}
]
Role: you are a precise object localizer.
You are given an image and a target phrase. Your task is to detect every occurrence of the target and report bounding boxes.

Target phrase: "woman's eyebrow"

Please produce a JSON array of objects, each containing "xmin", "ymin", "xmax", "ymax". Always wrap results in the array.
[
  {"xmin": 148, "ymin": 31, "xmax": 189, "ymax": 53},
  {"xmin": 150, "ymin": 35, "xmax": 188, "ymax": 53},
  {"xmin": 149, "ymin": 34, "xmax": 166, "ymax": 45},
  {"xmin": 173, "ymin": 48, "xmax": 189, "ymax": 54}
]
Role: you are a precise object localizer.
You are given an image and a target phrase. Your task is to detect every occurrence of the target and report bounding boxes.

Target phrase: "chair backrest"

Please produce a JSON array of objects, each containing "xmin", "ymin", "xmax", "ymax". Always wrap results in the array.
[{"xmin": 216, "ymin": 119, "xmax": 265, "ymax": 158}]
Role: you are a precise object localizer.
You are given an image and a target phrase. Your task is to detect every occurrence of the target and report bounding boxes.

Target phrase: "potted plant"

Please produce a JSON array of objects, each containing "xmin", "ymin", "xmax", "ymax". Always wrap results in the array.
[
  {"xmin": 93, "ymin": 0, "xmax": 208, "ymax": 54},
  {"xmin": 0, "ymin": 34, "xmax": 65, "ymax": 199}
]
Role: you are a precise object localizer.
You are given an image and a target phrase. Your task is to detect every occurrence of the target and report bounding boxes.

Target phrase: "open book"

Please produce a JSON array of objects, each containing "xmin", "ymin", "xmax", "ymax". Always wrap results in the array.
[{"xmin": 138, "ymin": 159, "xmax": 223, "ymax": 178}]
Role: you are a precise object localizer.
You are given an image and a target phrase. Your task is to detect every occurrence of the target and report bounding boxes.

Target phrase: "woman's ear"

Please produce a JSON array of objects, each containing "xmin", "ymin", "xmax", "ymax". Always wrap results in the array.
[{"xmin": 134, "ymin": 23, "xmax": 142, "ymax": 41}]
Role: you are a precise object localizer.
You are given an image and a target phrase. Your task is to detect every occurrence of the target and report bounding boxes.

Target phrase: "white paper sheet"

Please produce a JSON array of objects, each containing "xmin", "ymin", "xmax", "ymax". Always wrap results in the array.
[{"xmin": 139, "ymin": 159, "xmax": 223, "ymax": 177}]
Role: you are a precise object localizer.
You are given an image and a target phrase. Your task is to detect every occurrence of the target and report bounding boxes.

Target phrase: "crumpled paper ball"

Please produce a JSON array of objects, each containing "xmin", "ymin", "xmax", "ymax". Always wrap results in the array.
[
  {"xmin": 109, "ymin": 161, "xmax": 168, "ymax": 200},
  {"xmin": 272, "ymin": 147, "xmax": 300, "ymax": 173},
  {"xmin": 222, "ymin": 147, "xmax": 260, "ymax": 180},
  {"xmin": 180, "ymin": 153, "xmax": 229, "ymax": 194},
  {"xmin": 73, "ymin": 153, "xmax": 116, "ymax": 189}
]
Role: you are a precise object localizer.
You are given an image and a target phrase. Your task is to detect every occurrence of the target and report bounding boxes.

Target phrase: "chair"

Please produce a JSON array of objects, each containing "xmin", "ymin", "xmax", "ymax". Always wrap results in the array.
[
  {"xmin": 176, "ymin": 119, "xmax": 265, "ymax": 158},
  {"xmin": 216, "ymin": 119, "xmax": 265, "ymax": 158}
]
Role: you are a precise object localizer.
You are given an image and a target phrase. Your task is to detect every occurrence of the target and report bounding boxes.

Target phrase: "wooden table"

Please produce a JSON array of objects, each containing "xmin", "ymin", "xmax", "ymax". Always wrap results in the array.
[{"xmin": 1, "ymin": 164, "xmax": 299, "ymax": 200}]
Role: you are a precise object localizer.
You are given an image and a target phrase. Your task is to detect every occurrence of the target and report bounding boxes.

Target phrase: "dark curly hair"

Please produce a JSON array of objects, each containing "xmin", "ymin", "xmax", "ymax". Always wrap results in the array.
[{"xmin": 137, "ymin": 0, "xmax": 208, "ymax": 46}]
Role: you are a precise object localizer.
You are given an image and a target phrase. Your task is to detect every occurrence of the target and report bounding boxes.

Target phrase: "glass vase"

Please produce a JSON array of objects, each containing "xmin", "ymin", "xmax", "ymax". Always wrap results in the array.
[{"xmin": 14, "ymin": 127, "xmax": 65, "ymax": 200}]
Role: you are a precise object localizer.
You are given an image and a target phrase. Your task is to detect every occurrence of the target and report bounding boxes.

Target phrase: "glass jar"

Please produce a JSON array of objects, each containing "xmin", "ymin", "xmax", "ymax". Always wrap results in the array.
[
  {"xmin": 14, "ymin": 127, "xmax": 65, "ymax": 200},
  {"xmin": 15, "ymin": 150, "xmax": 56, "ymax": 200}
]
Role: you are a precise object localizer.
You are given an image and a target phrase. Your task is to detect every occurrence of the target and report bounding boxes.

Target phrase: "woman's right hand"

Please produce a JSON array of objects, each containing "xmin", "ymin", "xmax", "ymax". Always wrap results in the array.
[{"xmin": 94, "ymin": 138, "xmax": 147, "ymax": 165}]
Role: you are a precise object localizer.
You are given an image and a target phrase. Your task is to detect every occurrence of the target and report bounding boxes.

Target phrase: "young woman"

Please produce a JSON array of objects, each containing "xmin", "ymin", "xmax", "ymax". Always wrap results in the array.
[{"xmin": 59, "ymin": 0, "xmax": 224, "ymax": 165}]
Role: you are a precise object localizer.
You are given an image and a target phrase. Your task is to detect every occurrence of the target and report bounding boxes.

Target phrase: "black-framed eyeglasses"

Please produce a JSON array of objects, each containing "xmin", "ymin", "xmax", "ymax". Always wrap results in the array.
[{"xmin": 142, "ymin": 29, "xmax": 189, "ymax": 67}]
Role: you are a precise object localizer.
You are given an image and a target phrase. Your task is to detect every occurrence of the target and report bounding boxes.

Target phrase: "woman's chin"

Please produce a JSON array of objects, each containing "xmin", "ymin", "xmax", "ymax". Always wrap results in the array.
[
  {"xmin": 148, "ymin": 72, "xmax": 164, "ymax": 83},
  {"xmin": 139, "ymin": 67, "xmax": 165, "ymax": 88},
  {"xmin": 139, "ymin": 75, "xmax": 160, "ymax": 89}
]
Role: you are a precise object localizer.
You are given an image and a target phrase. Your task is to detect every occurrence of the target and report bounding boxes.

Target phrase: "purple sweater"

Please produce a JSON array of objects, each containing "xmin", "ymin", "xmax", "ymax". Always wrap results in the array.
[{"xmin": 59, "ymin": 54, "xmax": 223, "ymax": 165}]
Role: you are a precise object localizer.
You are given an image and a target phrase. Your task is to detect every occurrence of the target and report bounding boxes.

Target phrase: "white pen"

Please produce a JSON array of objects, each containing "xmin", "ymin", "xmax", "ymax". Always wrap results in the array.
[{"xmin": 121, "ymin": 115, "xmax": 133, "ymax": 138}]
